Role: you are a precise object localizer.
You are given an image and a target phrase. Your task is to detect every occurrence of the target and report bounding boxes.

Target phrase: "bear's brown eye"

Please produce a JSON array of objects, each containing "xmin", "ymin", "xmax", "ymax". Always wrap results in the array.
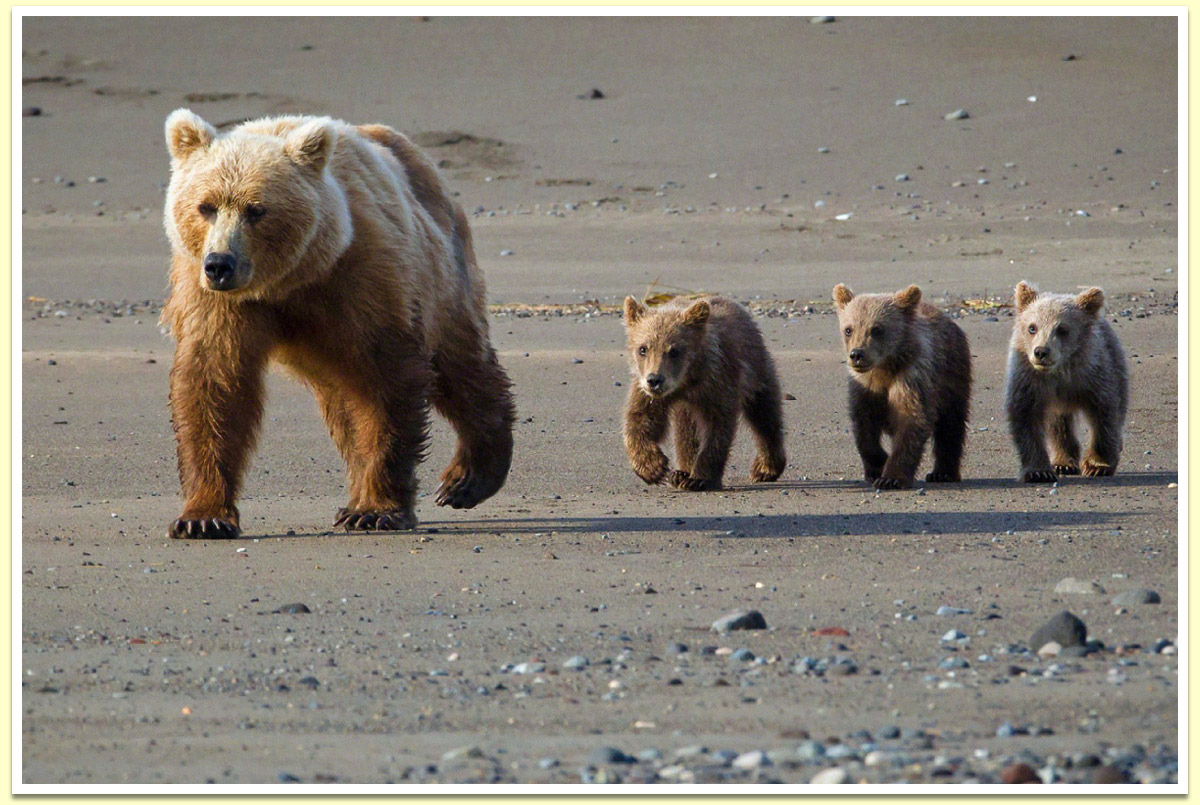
[
  {"xmin": 843, "ymin": 326, "xmax": 853, "ymax": 337},
  {"xmin": 197, "ymin": 202, "xmax": 217, "ymax": 219},
  {"xmin": 870, "ymin": 325, "xmax": 884, "ymax": 338},
  {"xmin": 667, "ymin": 347, "xmax": 680, "ymax": 359},
  {"xmin": 1027, "ymin": 324, "xmax": 1037, "ymax": 334},
  {"xmin": 1057, "ymin": 325, "xmax": 1069, "ymax": 337},
  {"xmin": 637, "ymin": 346, "xmax": 648, "ymax": 356},
  {"xmin": 245, "ymin": 203, "xmax": 267, "ymax": 222}
]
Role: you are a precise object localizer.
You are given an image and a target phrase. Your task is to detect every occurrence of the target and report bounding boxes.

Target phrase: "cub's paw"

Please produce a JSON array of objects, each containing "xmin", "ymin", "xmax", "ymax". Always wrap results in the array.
[
  {"xmin": 666, "ymin": 469, "xmax": 692, "ymax": 489},
  {"xmin": 925, "ymin": 470, "xmax": 961, "ymax": 483},
  {"xmin": 631, "ymin": 452, "xmax": 669, "ymax": 485},
  {"xmin": 750, "ymin": 455, "xmax": 785, "ymax": 483},
  {"xmin": 1080, "ymin": 460, "xmax": 1116, "ymax": 477},
  {"xmin": 1022, "ymin": 468, "xmax": 1058, "ymax": 484},
  {"xmin": 873, "ymin": 476, "xmax": 911, "ymax": 491},
  {"xmin": 677, "ymin": 475, "xmax": 719, "ymax": 492},
  {"xmin": 335, "ymin": 508, "xmax": 418, "ymax": 532},
  {"xmin": 1052, "ymin": 463, "xmax": 1081, "ymax": 476},
  {"xmin": 168, "ymin": 517, "xmax": 239, "ymax": 540}
]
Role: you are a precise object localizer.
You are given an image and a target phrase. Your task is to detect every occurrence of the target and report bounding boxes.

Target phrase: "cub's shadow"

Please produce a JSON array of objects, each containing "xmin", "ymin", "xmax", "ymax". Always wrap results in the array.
[
  {"xmin": 725, "ymin": 470, "xmax": 1178, "ymax": 493},
  {"xmin": 421, "ymin": 509, "xmax": 1128, "ymax": 540}
]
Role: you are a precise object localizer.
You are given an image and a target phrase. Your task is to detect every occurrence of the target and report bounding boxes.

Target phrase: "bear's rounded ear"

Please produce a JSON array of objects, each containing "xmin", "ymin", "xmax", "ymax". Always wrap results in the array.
[
  {"xmin": 624, "ymin": 296, "xmax": 646, "ymax": 325},
  {"xmin": 1076, "ymin": 286, "xmax": 1105, "ymax": 315},
  {"xmin": 682, "ymin": 299, "xmax": 711, "ymax": 328},
  {"xmin": 1015, "ymin": 281, "xmax": 1039, "ymax": 312},
  {"xmin": 285, "ymin": 119, "xmax": 337, "ymax": 171},
  {"xmin": 832, "ymin": 284, "xmax": 854, "ymax": 310},
  {"xmin": 165, "ymin": 109, "xmax": 216, "ymax": 162},
  {"xmin": 894, "ymin": 284, "xmax": 922, "ymax": 310}
]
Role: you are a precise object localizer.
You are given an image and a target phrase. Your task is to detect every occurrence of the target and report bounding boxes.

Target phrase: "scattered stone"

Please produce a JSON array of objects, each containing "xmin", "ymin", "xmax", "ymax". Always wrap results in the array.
[
  {"xmin": 944, "ymin": 109, "xmax": 970, "ymax": 121},
  {"xmin": 23, "ymin": 106, "xmax": 42, "ymax": 117},
  {"xmin": 1030, "ymin": 611, "xmax": 1087, "ymax": 650},
  {"xmin": 895, "ymin": 173, "xmax": 910, "ymax": 182},
  {"xmin": 1111, "ymin": 588, "xmax": 1161, "ymax": 606},
  {"xmin": 810, "ymin": 767, "xmax": 848, "ymax": 784},
  {"xmin": 874, "ymin": 725, "xmax": 901, "ymax": 741},
  {"xmin": 637, "ymin": 748, "xmax": 662, "ymax": 762},
  {"xmin": 276, "ymin": 603, "xmax": 311, "ymax": 614},
  {"xmin": 941, "ymin": 629, "xmax": 967, "ymax": 642},
  {"xmin": 936, "ymin": 606, "xmax": 972, "ymax": 616},
  {"xmin": 562, "ymin": 655, "xmax": 590, "ymax": 670},
  {"xmin": 511, "ymin": 662, "xmax": 545, "ymax": 674},
  {"xmin": 729, "ymin": 648, "xmax": 756, "ymax": 662},
  {"xmin": 276, "ymin": 772, "xmax": 302, "ymax": 783},
  {"xmin": 1001, "ymin": 763, "xmax": 1040, "ymax": 784},
  {"xmin": 796, "ymin": 740, "xmax": 825, "ymax": 760},
  {"xmin": 1037, "ymin": 641, "xmax": 1062, "ymax": 659},
  {"xmin": 442, "ymin": 745, "xmax": 485, "ymax": 761},
  {"xmin": 732, "ymin": 750, "xmax": 770, "ymax": 770},
  {"xmin": 1092, "ymin": 765, "xmax": 1129, "ymax": 784},
  {"xmin": 810, "ymin": 15, "xmax": 835, "ymax": 24},
  {"xmin": 537, "ymin": 757, "xmax": 559, "ymax": 770},
  {"xmin": 1055, "ymin": 577, "xmax": 1105, "ymax": 595},
  {"xmin": 589, "ymin": 746, "xmax": 635, "ymax": 765},
  {"xmin": 811, "ymin": 626, "xmax": 850, "ymax": 637},
  {"xmin": 711, "ymin": 609, "xmax": 767, "ymax": 633},
  {"xmin": 939, "ymin": 656, "xmax": 970, "ymax": 669},
  {"xmin": 894, "ymin": 98, "xmax": 909, "ymax": 106}
]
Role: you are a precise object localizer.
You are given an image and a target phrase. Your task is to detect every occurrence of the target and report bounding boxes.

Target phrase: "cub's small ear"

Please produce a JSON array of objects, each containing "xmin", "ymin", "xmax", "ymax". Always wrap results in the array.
[
  {"xmin": 165, "ymin": 109, "xmax": 216, "ymax": 162},
  {"xmin": 1076, "ymin": 286, "xmax": 1105, "ymax": 315},
  {"xmin": 832, "ymin": 284, "xmax": 854, "ymax": 310},
  {"xmin": 285, "ymin": 119, "xmax": 337, "ymax": 170},
  {"xmin": 624, "ymin": 296, "xmax": 647, "ymax": 325},
  {"xmin": 894, "ymin": 284, "xmax": 922, "ymax": 310},
  {"xmin": 682, "ymin": 299, "xmax": 711, "ymax": 328},
  {"xmin": 1015, "ymin": 281, "xmax": 1039, "ymax": 312}
]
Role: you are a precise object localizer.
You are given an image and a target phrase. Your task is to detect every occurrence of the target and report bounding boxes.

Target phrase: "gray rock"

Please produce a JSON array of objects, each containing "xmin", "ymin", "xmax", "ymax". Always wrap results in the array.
[
  {"xmin": 936, "ymin": 606, "xmax": 973, "ymax": 616},
  {"xmin": 637, "ymin": 747, "xmax": 663, "ymax": 762},
  {"xmin": 562, "ymin": 655, "xmax": 590, "ymax": 670},
  {"xmin": 796, "ymin": 740, "xmax": 826, "ymax": 760},
  {"xmin": 1055, "ymin": 577, "xmax": 1105, "ymax": 595},
  {"xmin": 1030, "ymin": 610, "xmax": 1087, "ymax": 650},
  {"xmin": 729, "ymin": 648, "xmax": 756, "ymax": 662},
  {"xmin": 939, "ymin": 656, "xmax": 970, "ymax": 669},
  {"xmin": 711, "ymin": 609, "xmax": 767, "ymax": 633},
  {"xmin": 944, "ymin": 109, "xmax": 970, "ymax": 121},
  {"xmin": 732, "ymin": 750, "xmax": 770, "ymax": 770},
  {"xmin": 511, "ymin": 662, "xmax": 546, "ymax": 674},
  {"xmin": 537, "ymin": 757, "xmax": 559, "ymax": 770},
  {"xmin": 1112, "ymin": 588, "xmax": 1161, "ymax": 606},
  {"xmin": 589, "ymin": 746, "xmax": 636, "ymax": 765},
  {"xmin": 874, "ymin": 725, "xmax": 901, "ymax": 741}
]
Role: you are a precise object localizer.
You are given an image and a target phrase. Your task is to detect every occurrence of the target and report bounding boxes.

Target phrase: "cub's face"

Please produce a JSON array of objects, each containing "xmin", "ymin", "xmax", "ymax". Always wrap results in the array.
[
  {"xmin": 832, "ymin": 284, "xmax": 921, "ymax": 373},
  {"xmin": 163, "ymin": 109, "xmax": 343, "ymax": 296},
  {"xmin": 1012, "ymin": 282, "xmax": 1104, "ymax": 372},
  {"xmin": 623, "ymin": 297, "xmax": 710, "ymax": 398}
]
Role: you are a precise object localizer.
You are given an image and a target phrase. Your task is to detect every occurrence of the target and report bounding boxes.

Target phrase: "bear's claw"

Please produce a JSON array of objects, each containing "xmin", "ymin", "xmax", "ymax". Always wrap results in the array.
[
  {"xmin": 925, "ymin": 470, "xmax": 960, "ymax": 483},
  {"xmin": 1080, "ymin": 461, "xmax": 1115, "ymax": 477},
  {"xmin": 436, "ymin": 473, "xmax": 487, "ymax": 509},
  {"xmin": 1022, "ymin": 468, "xmax": 1059, "ymax": 483},
  {"xmin": 669, "ymin": 470, "xmax": 718, "ymax": 491},
  {"xmin": 168, "ymin": 517, "xmax": 240, "ymax": 540},
  {"xmin": 750, "ymin": 456, "xmax": 784, "ymax": 483},
  {"xmin": 1053, "ymin": 463, "xmax": 1081, "ymax": 476},
  {"xmin": 873, "ymin": 476, "xmax": 911, "ymax": 490},
  {"xmin": 335, "ymin": 508, "xmax": 417, "ymax": 531}
]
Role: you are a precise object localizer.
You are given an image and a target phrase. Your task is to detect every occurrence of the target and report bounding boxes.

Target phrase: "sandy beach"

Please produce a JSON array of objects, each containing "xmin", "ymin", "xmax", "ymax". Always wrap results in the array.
[{"xmin": 20, "ymin": 15, "xmax": 1179, "ymax": 786}]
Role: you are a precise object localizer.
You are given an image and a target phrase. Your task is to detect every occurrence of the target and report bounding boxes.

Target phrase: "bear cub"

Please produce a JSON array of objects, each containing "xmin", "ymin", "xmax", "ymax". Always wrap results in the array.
[
  {"xmin": 623, "ymin": 296, "xmax": 786, "ymax": 491},
  {"xmin": 833, "ymin": 284, "xmax": 972, "ymax": 490},
  {"xmin": 1005, "ymin": 281, "xmax": 1128, "ymax": 482}
]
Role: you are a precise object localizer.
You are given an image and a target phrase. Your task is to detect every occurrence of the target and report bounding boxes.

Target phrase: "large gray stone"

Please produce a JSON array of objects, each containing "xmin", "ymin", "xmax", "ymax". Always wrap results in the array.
[{"xmin": 1030, "ymin": 610, "xmax": 1087, "ymax": 650}]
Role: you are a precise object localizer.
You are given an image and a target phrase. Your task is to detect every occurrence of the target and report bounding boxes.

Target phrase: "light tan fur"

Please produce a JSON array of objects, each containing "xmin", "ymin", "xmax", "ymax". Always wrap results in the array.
[{"xmin": 161, "ymin": 110, "xmax": 514, "ymax": 538}]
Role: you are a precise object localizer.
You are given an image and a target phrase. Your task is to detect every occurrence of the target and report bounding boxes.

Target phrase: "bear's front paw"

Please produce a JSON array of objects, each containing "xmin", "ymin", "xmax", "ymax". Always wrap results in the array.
[
  {"xmin": 1080, "ymin": 460, "xmax": 1115, "ymax": 477},
  {"xmin": 873, "ymin": 476, "xmax": 911, "ymax": 491},
  {"xmin": 631, "ymin": 452, "xmax": 669, "ymax": 485},
  {"xmin": 1052, "ymin": 463, "xmax": 1081, "ymax": 476},
  {"xmin": 750, "ymin": 455, "xmax": 784, "ymax": 483},
  {"xmin": 335, "ymin": 508, "xmax": 418, "ymax": 532},
  {"xmin": 1022, "ymin": 468, "xmax": 1058, "ymax": 483},
  {"xmin": 666, "ymin": 469, "xmax": 691, "ymax": 489},
  {"xmin": 168, "ymin": 517, "xmax": 240, "ymax": 540},
  {"xmin": 863, "ymin": 466, "xmax": 884, "ymax": 482},
  {"xmin": 925, "ymin": 470, "xmax": 961, "ymax": 483}
]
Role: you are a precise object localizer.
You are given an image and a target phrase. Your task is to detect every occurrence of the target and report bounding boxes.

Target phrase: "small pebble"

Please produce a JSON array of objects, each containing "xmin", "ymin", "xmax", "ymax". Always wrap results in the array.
[
  {"xmin": 810, "ymin": 767, "xmax": 848, "ymax": 784},
  {"xmin": 944, "ymin": 109, "xmax": 970, "ymax": 121},
  {"xmin": 1000, "ymin": 763, "xmax": 1040, "ymax": 784},
  {"xmin": 711, "ymin": 609, "xmax": 767, "ymax": 633},
  {"xmin": 1111, "ymin": 588, "xmax": 1161, "ymax": 606}
]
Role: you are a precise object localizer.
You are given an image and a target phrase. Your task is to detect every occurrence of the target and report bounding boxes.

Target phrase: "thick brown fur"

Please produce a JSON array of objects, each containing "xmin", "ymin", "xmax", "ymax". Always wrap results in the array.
[
  {"xmin": 622, "ymin": 296, "xmax": 786, "ymax": 491},
  {"xmin": 833, "ymin": 284, "xmax": 972, "ymax": 490},
  {"xmin": 161, "ymin": 110, "xmax": 515, "ymax": 539},
  {"xmin": 1005, "ymin": 281, "xmax": 1128, "ymax": 482}
]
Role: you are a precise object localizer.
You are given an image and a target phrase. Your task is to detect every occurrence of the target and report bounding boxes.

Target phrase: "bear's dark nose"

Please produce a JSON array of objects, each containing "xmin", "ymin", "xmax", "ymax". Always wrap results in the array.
[
  {"xmin": 203, "ymin": 252, "xmax": 237, "ymax": 290},
  {"xmin": 1033, "ymin": 346, "xmax": 1050, "ymax": 361},
  {"xmin": 645, "ymin": 373, "xmax": 664, "ymax": 391},
  {"xmin": 848, "ymin": 348, "xmax": 865, "ymax": 364}
]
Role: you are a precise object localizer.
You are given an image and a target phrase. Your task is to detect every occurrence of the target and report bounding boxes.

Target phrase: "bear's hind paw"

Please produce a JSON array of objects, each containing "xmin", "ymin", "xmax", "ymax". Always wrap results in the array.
[
  {"xmin": 1053, "ymin": 463, "xmax": 1081, "ymax": 476},
  {"xmin": 1022, "ymin": 468, "xmax": 1058, "ymax": 484},
  {"xmin": 873, "ymin": 476, "xmax": 911, "ymax": 491},
  {"xmin": 168, "ymin": 517, "xmax": 240, "ymax": 540}
]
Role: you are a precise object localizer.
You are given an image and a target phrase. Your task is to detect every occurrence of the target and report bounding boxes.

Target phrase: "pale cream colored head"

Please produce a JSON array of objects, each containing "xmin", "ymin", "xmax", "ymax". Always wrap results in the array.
[{"xmin": 1012, "ymin": 281, "xmax": 1105, "ymax": 371}]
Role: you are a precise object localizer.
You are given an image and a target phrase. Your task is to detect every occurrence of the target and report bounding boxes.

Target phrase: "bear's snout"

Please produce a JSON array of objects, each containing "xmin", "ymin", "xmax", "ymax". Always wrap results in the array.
[
  {"xmin": 203, "ymin": 252, "xmax": 240, "ymax": 291},
  {"xmin": 644, "ymin": 372, "xmax": 665, "ymax": 392}
]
